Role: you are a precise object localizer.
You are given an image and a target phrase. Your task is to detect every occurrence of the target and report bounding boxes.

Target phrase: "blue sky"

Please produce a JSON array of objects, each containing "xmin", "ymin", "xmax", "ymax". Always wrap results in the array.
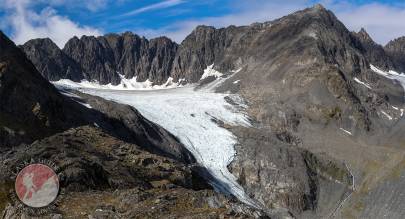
[{"xmin": 1, "ymin": 0, "xmax": 405, "ymax": 47}]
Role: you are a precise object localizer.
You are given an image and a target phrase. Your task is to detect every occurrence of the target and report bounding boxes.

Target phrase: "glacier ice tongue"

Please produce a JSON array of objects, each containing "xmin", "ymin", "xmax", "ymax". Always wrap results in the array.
[{"xmin": 53, "ymin": 69, "xmax": 259, "ymax": 207}]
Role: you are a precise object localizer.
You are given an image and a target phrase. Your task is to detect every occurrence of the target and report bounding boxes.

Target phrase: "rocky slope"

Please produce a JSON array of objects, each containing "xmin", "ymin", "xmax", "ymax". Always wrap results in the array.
[
  {"xmin": 0, "ymin": 126, "xmax": 262, "ymax": 218},
  {"xmin": 0, "ymin": 31, "xmax": 85, "ymax": 147},
  {"xmin": 214, "ymin": 5, "xmax": 405, "ymax": 218}
]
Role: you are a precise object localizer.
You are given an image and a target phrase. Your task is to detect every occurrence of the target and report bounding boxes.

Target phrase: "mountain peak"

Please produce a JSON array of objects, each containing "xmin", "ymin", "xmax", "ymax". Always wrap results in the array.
[
  {"xmin": 357, "ymin": 28, "xmax": 373, "ymax": 42},
  {"xmin": 312, "ymin": 3, "xmax": 326, "ymax": 11}
]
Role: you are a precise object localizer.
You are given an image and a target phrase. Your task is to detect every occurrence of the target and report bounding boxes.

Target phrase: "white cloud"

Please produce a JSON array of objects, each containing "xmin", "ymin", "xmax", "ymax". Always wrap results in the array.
[
  {"xmin": 122, "ymin": 0, "xmax": 185, "ymax": 17},
  {"xmin": 3, "ymin": 0, "xmax": 102, "ymax": 48}
]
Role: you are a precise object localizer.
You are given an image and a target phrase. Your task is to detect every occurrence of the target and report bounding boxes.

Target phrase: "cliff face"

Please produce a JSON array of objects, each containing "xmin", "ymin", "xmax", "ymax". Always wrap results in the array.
[
  {"xmin": 21, "ymin": 33, "xmax": 179, "ymax": 85},
  {"xmin": 20, "ymin": 38, "xmax": 83, "ymax": 81}
]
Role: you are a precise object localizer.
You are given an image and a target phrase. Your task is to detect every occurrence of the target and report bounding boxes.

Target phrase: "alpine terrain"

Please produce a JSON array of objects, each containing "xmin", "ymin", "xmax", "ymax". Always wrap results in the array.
[{"xmin": 1, "ymin": 3, "xmax": 405, "ymax": 219}]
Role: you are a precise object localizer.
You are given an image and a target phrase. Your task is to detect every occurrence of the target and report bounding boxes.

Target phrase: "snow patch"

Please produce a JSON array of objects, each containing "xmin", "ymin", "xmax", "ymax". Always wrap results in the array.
[
  {"xmin": 53, "ymin": 76, "xmax": 185, "ymax": 91},
  {"xmin": 231, "ymin": 68, "xmax": 242, "ymax": 73},
  {"xmin": 370, "ymin": 65, "xmax": 405, "ymax": 119},
  {"xmin": 340, "ymin": 128, "xmax": 352, "ymax": 135},
  {"xmin": 354, "ymin": 77, "xmax": 372, "ymax": 89},
  {"xmin": 199, "ymin": 65, "xmax": 242, "ymax": 92},
  {"xmin": 59, "ymin": 89, "xmax": 92, "ymax": 108},
  {"xmin": 200, "ymin": 64, "xmax": 223, "ymax": 80},
  {"xmin": 79, "ymin": 102, "xmax": 92, "ymax": 109},
  {"xmin": 381, "ymin": 111, "xmax": 393, "ymax": 120},
  {"xmin": 307, "ymin": 31, "xmax": 318, "ymax": 39},
  {"xmin": 370, "ymin": 64, "xmax": 405, "ymax": 91},
  {"xmin": 233, "ymin": 80, "xmax": 240, "ymax": 84}
]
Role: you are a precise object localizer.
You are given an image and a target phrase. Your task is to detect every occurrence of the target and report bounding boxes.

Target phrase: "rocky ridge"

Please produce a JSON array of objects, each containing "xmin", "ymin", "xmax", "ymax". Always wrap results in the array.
[{"xmin": 21, "ymin": 33, "xmax": 179, "ymax": 85}]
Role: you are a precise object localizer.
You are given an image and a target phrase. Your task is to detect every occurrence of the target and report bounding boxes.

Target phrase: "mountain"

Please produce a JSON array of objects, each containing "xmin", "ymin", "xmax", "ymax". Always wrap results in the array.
[
  {"xmin": 21, "ymin": 32, "xmax": 179, "ymax": 85},
  {"xmin": 14, "ymin": 3, "xmax": 405, "ymax": 219}
]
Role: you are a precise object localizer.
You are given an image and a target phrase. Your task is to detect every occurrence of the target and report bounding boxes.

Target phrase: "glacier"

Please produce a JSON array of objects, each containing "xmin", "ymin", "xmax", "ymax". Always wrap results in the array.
[{"xmin": 54, "ymin": 67, "xmax": 259, "ymax": 207}]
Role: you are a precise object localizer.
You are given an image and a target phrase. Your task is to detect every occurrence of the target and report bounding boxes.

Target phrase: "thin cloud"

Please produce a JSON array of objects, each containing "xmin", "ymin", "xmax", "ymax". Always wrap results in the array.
[{"xmin": 122, "ymin": 0, "xmax": 185, "ymax": 17}]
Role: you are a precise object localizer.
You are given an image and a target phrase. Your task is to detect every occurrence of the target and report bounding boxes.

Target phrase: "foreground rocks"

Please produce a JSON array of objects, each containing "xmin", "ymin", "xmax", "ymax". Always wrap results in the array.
[{"xmin": 0, "ymin": 126, "xmax": 264, "ymax": 219}]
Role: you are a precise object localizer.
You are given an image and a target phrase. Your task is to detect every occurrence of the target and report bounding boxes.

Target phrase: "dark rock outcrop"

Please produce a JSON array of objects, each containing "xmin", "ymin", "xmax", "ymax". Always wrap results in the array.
[
  {"xmin": 62, "ymin": 35, "xmax": 121, "ymax": 85},
  {"xmin": 0, "ymin": 31, "xmax": 86, "ymax": 146},
  {"xmin": 19, "ymin": 38, "xmax": 83, "ymax": 81}
]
